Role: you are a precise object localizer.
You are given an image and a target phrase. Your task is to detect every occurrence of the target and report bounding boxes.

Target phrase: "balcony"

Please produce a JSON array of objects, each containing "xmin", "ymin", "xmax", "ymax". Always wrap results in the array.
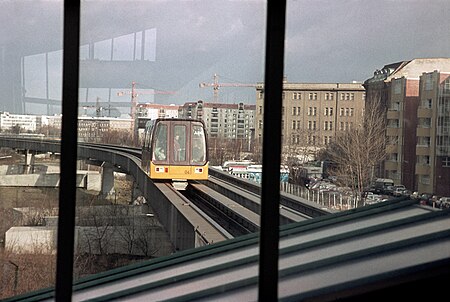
[
  {"xmin": 387, "ymin": 110, "xmax": 400, "ymax": 119},
  {"xmin": 386, "ymin": 144, "xmax": 399, "ymax": 153},
  {"xmin": 415, "ymin": 164, "xmax": 431, "ymax": 175},
  {"xmin": 416, "ymin": 146, "xmax": 431, "ymax": 156},
  {"xmin": 417, "ymin": 108, "xmax": 433, "ymax": 118},
  {"xmin": 386, "ymin": 128, "xmax": 401, "ymax": 136},
  {"xmin": 384, "ymin": 161, "xmax": 400, "ymax": 170},
  {"xmin": 416, "ymin": 127, "xmax": 431, "ymax": 137}
]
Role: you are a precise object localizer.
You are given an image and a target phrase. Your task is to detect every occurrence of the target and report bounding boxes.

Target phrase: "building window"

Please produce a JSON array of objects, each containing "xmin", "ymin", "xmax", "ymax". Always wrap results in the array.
[
  {"xmin": 259, "ymin": 91, "xmax": 264, "ymax": 99},
  {"xmin": 423, "ymin": 99, "xmax": 432, "ymax": 109},
  {"xmin": 425, "ymin": 74, "xmax": 434, "ymax": 90},
  {"xmin": 420, "ymin": 175, "xmax": 431, "ymax": 184},
  {"xmin": 324, "ymin": 92, "xmax": 334, "ymax": 101},
  {"xmin": 443, "ymin": 157, "xmax": 450, "ymax": 167},
  {"xmin": 323, "ymin": 107, "xmax": 333, "ymax": 116},
  {"xmin": 309, "ymin": 92, "xmax": 317, "ymax": 100},
  {"xmin": 394, "ymin": 79, "xmax": 402, "ymax": 94}
]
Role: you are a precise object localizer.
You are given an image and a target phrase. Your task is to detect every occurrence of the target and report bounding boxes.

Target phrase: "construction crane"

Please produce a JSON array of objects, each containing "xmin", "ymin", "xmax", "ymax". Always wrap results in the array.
[
  {"xmin": 199, "ymin": 73, "xmax": 257, "ymax": 103},
  {"xmin": 117, "ymin": 81, "xmax": 175, "ymax": 122},
  {"xmin": 81, "ymin": 97, "xmax": 115, "ymax": 117}
]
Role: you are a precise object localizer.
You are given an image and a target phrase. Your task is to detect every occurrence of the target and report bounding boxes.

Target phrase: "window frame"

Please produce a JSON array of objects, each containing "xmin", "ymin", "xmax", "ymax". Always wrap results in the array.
[{"xmin": 55, "ymin": 1, "xmax": 287, "ymax": 301}]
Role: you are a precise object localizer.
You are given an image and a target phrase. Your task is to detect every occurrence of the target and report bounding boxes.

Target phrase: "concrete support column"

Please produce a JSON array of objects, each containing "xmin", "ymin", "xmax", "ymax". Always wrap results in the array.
[
  {"xmin": 77, "ymin": 159, "xmax": 86, "ymax": 170},
  {"xmin": 101, "ymin": 162, "xmax": 115, "ymax": 199},
  {"xmin": 23, "ymin": 150, "xmax": 36, "ymax": 174}
]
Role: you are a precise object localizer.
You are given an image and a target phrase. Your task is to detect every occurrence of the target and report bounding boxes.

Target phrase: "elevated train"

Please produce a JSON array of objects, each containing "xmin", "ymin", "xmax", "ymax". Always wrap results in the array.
[{"xmin": 141, "ymin": 118, "xmax": 208, "ymax": 189}]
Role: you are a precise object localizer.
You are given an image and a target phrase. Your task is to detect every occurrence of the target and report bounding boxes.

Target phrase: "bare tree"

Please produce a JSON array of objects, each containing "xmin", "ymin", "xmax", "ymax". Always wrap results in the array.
[
  {"xmin": 320, "ymin": 97, "xmax": 387, "ymax": 206},
  {"xmin": 102, "ymin": 130, "xmax": 134, "ymax": 146}
]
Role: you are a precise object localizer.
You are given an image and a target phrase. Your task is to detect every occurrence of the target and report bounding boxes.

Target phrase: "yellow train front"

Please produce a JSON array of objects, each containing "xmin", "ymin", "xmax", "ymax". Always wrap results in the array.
[{"xmin": 141, "ymin": 118, "xmax": 208, "ymax": 189}]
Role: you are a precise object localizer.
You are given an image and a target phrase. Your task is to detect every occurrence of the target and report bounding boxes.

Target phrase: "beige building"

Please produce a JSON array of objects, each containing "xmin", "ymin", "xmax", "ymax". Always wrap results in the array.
[
  {"xmin": 78, "ymin": 117, "xmax": 133, "ymax": 143},
  {"xmin": 255, "ymin": 78, "xmax": 366, "ymax": 158}
]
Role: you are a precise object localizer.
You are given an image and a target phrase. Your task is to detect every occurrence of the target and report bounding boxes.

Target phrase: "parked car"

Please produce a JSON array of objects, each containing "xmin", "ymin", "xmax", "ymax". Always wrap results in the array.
[
  {"xmin": 393, "ymin": 186, "xmax": 406, "ymax": 197},
  {"xmin": 410, "ymin": 191, "xmax": 420, "ymax": 199},
  {"xmin": 401, "ymin": 189, "xmax": 412, "ymax": 197},
  {"xmin": 419, "ymin": 193, "xmax": 433, "ymax": 205},
  {"xmin": 383, "ymin": 185, "xmax": 395, "ymax": 195},
  {"xmin": 437, "ymin": 197, "xmax": 450, "ymax": 209}
]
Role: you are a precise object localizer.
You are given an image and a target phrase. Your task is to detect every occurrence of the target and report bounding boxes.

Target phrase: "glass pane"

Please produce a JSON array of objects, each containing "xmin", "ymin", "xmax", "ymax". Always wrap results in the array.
[
  {"xmin": 283, "ymin": 0, "xmax": 450, "ymax": 210},
  {"xmin": 75, "ymin": 0, "xmax": 266, "ymax": 285},
  {"xmin": 0, "ymin": 1, "xmax": 63, "ymax": 299},
  {"xmin": 153, "ymin": 124, "xmax": 167, "ymax": 161},
  {"xmin": 192, "ymin": 124, "xmax": 206, "ymax": 164}
]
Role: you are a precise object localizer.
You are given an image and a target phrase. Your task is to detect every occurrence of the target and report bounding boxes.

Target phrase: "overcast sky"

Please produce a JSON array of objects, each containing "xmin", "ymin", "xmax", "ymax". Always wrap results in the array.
[{"xmin": 1, "ymin": 0, "xmax": 449, "ymax": 114}]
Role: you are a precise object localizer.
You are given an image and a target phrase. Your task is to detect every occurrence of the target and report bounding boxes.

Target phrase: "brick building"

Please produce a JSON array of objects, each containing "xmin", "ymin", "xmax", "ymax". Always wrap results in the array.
[{"xmin": 364, "ymin": 58, "xmax": 450, "ymax": 196}]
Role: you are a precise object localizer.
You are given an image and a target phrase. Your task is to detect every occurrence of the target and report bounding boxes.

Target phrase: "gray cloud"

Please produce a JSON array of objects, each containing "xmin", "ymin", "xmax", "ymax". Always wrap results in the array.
[{"xmin": 0, "ymin": 0, "xmax": 449, "ymax": 114}]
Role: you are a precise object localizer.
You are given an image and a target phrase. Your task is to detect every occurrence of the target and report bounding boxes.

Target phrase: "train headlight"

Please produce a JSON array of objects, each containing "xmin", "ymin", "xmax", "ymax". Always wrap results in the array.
[
  {"xmin": 155, "ymin": 167, "xmax": 168, "ymax": 173},
  {"xmin": 194, "ymin": 168, "xmax": 203, "ymax": 173}
]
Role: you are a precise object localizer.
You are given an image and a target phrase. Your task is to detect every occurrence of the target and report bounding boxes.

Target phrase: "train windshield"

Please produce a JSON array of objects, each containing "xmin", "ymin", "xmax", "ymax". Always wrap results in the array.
[
  {"xmin": 153, "ymin": 123, "xmax": 167, "ymax": 161},
  {"xmin": 191, "ymin": 124, "xmax": 206, "ymax": 164}
]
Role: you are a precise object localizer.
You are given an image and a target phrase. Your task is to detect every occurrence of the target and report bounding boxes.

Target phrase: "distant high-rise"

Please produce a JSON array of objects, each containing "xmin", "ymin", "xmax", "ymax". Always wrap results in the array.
[{"xmin": 178, "ymin": 100, "xmax": 255, "ymax": 141}]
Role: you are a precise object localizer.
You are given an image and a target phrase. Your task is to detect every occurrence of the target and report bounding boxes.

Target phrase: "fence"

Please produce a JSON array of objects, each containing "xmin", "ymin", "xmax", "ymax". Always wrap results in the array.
[{"xmin": 280, "ymin": 182, "xmax": 359, "ymax": 211}]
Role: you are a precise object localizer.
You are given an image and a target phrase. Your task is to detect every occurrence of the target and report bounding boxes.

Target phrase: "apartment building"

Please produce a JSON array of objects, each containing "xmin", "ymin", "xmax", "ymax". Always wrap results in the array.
[
  {"xmin": 135, "ymin": 103, "xmax": 179, "ymax": 119},
  {"xmin": 255, "ymin": 77, "xmax": 365, "ymax": 153},
  {"xmin": 416, "ymin": 71, "xmax": 450, "ymax": 195},
  {"xmin": 0, "ymin": 112, "xmax": 41, "ymax": 132},
  {"xmin": 178, "ymin": 100, "xmax": 256, "ymax": 141},
  {"xmin": 77, "ymin": 117, "xmax": 133, "ymax": 143},
  {"xmin": 364, "ymin": 58, "xmax": 450, "ymax": 196}
]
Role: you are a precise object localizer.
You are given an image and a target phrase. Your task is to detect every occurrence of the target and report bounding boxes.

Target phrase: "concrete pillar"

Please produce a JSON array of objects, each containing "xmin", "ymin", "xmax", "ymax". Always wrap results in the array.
[
  {"xmin": 23, "ymin": 150, "xmax": 35, "ymax": 174},
  {"xmin": 101, "ymin": 162, "xmax": 116, "ymax": 199}
]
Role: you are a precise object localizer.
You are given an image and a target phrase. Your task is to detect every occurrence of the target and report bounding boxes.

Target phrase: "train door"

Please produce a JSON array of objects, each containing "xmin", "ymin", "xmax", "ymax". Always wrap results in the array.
[{"xmin": 172, "ymin": 123, "xmax": 189, "ymax": 165}]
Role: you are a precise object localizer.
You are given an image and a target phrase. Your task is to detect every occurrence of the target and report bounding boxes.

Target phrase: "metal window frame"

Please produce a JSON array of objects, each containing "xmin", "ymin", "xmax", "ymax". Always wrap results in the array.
[{"xmin": 54, "ymin": 1, "xmax": 287, "ymax": 300}]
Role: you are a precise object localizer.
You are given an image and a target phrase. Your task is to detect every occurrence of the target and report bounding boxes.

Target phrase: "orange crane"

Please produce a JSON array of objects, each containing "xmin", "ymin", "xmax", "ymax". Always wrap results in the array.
[
  {"xmin": 199, "ymin": 74, "xmax": 257, "ymax": 103},
  {"xmin": 117, "ymin": 81, "xmax": 175, "ymax": 121},
  {"xmin": 117, "ymin": 82, "xmax": 175, "ymax": 146}
]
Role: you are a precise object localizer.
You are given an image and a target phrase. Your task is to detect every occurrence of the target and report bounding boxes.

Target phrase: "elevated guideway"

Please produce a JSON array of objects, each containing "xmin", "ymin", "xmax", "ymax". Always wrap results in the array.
[
  {"xmin": 0, "ymin": 137, "xmax": 329, "ymax": 253},
  {"xmin": 0, "ymin": 137, "xmax": 230, "ymax": 252}
]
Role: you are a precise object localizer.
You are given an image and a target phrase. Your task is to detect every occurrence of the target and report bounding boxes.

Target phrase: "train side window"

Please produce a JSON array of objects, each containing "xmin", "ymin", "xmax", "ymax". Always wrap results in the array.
[
  {"xmin": 174, "ymin": 125, "xmax": 186, "ymax": 162},
  {"xmin": 153, "ymin": 124, "xmax": 167, "ymax": 161},
  {"xmin": 192, "ymin": 124, "xmax": 206, "ymax": 163}
]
